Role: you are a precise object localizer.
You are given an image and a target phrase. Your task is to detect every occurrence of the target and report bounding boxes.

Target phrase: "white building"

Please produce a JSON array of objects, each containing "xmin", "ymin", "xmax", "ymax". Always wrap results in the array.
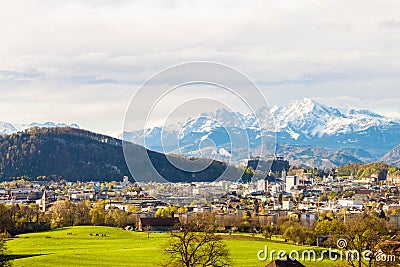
[
  {"xmin": 282, "ymin": 200, "xmax": 294, "ymax": 210},
  {"xmin": 122, "ymin": 176, "xmax": 129, "ymax": 187},
  {"xmin": 257, "ymin": 179, "xmax": 267, "ymax": 191},
  {"xmin": 337, "ymin": 199, "xmax": 363, "ymax": 209},
  {"xmin": 271, "ymin": 184, "xmax": 283, "ymax": 193},
  {"xmin": 221, "ymin": 181, "xmax": 230, "ymax": 191},
  {"xmin": 285, "ymin": 176, "xmax": 299, "ymax": 192}
]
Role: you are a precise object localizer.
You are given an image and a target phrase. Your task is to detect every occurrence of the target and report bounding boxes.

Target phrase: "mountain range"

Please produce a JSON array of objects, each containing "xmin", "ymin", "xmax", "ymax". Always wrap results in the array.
[
  {"xmin": 0, "ymin": 121, "xmax": 80, "ymax": 135},
  {"xmin": 123, "ymin": 98, "xmax": 400, "ymax": 168},
  {"xmin": 2, "ymin": 98, "xmax": 399, "ymax": 168}
]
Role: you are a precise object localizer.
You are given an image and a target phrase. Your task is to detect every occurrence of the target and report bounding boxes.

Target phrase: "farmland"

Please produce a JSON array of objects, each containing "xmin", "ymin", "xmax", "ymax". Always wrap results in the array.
[{"xmin": 6, "ymin": 226, "xmax": 337, "ymax": 267}]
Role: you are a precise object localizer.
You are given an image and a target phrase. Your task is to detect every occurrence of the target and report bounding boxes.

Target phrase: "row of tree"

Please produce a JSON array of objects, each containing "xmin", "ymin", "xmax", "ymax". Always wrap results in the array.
[{"xmin": 0, "ymin": 200, "xmax": 139, "ymax": 235}]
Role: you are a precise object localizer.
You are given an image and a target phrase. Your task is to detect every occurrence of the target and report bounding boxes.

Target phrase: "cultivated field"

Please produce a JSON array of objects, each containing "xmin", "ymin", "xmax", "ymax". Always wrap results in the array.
[{"xmin": 7, "ymin": 226, "xmax": 337, "ymax": 267}]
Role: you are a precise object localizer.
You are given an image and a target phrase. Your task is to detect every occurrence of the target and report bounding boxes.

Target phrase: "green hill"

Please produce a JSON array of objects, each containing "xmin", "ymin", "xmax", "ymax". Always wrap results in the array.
[{"xmin": 6, "ymin": 226, "xmax": 335, "ymax": 267}]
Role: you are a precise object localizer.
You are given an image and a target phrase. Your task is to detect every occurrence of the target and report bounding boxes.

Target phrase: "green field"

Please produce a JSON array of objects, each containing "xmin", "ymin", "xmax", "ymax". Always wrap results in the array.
[{"xmin": 6, "ymin": 226, "xmax": 337, "ymax": 267}]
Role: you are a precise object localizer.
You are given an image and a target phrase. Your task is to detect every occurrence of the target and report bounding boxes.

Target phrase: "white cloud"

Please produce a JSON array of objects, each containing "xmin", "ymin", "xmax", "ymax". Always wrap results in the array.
[{"xmin": 0, "ymin": 0, "xmax": 399, "ymax": 132}]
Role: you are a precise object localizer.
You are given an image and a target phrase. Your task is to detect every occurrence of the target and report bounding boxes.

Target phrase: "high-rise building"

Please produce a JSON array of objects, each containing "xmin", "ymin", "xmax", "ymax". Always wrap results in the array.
[{"xmin": 257, "ymin": 179, "xmax": 267, "ymax": 191}]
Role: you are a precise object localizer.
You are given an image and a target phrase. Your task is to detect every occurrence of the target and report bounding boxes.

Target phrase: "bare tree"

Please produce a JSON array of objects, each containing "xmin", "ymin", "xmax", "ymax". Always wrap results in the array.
[{"xmin": 161, "ymin": 222, "xmax": 230, "ymax": 267}]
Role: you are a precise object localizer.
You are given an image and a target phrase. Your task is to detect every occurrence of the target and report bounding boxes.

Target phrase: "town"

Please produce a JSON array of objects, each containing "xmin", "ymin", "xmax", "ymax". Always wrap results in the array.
[{"xmin": 1, "ymin": 157, "xmax": 400, "ymax": 236}]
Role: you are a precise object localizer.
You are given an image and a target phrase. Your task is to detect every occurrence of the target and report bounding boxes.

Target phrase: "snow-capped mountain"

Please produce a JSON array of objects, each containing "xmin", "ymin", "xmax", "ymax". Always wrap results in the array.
[
  {"xmin": 267, "ymin": 99, "xmax": 400, "ymax": 159},
  {"xmin": 0, "ymin": 121, "xmax": 80, "ymax": 135},
  {"xmin": 0, "ymin": 122, "xmax": 18, "ymax": 135},
  {"xmin": 267, "ymin": 98, "xmax": 344, "ymax": 139},
  {"xmin": 266, "ymin": 98, "xmax": 399, "ymax": 139},
  {"xmin": 123, "ymin": 98, "xmax": 400, "ymax": 166}
]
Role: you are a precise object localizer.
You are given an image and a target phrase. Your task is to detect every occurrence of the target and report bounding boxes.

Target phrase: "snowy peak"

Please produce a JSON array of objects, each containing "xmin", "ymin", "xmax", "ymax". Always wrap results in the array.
[
  {"xmin": 265, "ymin": 98, "xmax": 399, "ymax": 138},
  {"xmin": 270, "ymin": 98, "xmax": 345, "ymax": 138},
  {"xmin": 0, "ymin": 121, "xmax": 80, "ymax": 135},
  {"xmin": 198, "ymin": 108, "xmax": 248, "ymax": 128},
  {"xmin": 0, "ymin": 122, "xmax": 17, "ymax": 135},
  {"xmin": 347, "ymin": 108, "xmax": 383, "ymax": 118},
  {"xmin": 282, "ymin": 98, "xmax": 341, "ymax": 117},
  {"xmin": 180, "ymin": 116, "xmax": 221, "ymax": 137},
  {"xmin": 120, "ymin": 97, "xmax": 400, "ymax": 167},
  {"xmin": 289, "ymin": 98, "xmax": 342, "ymax": 119},
  {"xmin": 125, "ymin": 97, "xmax": 399, "ymax": 143},
  {"xmin": 286, "ymin": 98, "xmax": 318, "ymax": 115}
]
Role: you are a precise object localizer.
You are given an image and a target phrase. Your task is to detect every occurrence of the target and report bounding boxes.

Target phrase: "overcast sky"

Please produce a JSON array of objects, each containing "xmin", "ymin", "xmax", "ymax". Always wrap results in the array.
[{"xmin": 1, "ymin": 0, "xmax": 399, "ymax": 135}]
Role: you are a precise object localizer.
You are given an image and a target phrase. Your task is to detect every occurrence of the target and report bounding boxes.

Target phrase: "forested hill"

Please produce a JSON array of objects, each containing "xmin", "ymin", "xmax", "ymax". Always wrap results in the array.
[
  {"xmin": 0, "ymin": 127, "xmax": 129, "ymax": 181},
  {"xmin": 337, "ymin": 162, "xmax": 400, "ymax": 180},
  {"xmin": 0, "ymin": 127, "xmax": 237, "ymax": 182}
]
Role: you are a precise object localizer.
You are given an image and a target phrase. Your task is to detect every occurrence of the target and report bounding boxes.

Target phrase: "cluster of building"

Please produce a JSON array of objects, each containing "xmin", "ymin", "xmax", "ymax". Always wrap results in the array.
[
  {"xmin": 2, "ymin": 158, "xmax": 400, "ymax": 232},
  {"xmin": 0, "ymin": 176, "xmax": 162, "ymax": 213}
]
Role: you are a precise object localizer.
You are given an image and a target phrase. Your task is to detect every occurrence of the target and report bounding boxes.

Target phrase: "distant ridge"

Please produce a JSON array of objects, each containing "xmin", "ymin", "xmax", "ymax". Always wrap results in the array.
[
  {"xmin": 381, "ymin": 144, "xmax": 400, "ymax": 167},
  {"xmin": 0, "ymin": 121, "xmax": 80, "ymax": 135}
]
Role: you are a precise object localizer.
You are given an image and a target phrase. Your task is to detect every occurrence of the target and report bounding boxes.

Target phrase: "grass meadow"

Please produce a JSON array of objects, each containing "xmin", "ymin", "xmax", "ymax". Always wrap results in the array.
[{"xmin": 6, "ymin": 226, "xmax": 338, "ymax": 267}]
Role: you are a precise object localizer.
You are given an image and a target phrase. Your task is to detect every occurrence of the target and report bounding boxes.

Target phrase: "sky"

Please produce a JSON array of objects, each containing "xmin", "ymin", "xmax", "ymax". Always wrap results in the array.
[{"xmin": 1, "ymin": 0, "xmax": 399, "ymax": 135}]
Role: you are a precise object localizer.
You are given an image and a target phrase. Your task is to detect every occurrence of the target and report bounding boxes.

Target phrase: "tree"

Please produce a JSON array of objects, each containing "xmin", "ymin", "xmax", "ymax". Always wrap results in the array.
[
  {"xmin": 241, "ymin": 167, "xmax": 255, "ymax": 183},
  {"xmin": 0, "ymin": 204, "xmax": 13, "ymax": 234},
  {"xmin": 112, "ymin": 209, "xmax": 128, "ymax": 228},
  {"xmin": 188, "ymin": 212, "xmax": 216, "ymax": 232},
  {"xmin": 105, "ymin": 208, "xmax": 128, "ymax": 228},
  {"xmin": 161, "ymin": 223, "xmax": 231, "ymax": 267},
  {"xmin": 50, "ymin": 200, "xmax": 74, "ymax": 228},
  {"xmin": 262, "ymin": 225, "xmax": 273, "ymax": 239},
  {"xmin": 337, "ymin": 214, "xmax": 389, "ymax": 267},
  {"xmin": 315, "ymin": 216, "xmax": 342, "ymax": 237},
  {"xmin": 89, "ymin": 203, "xmax": 105, "ymax": 226},
  {"xmin": 283, "ymin": 225, "xmax": 306, "ymax": 245},
  {"xmin": 74, "ymin": 201, "xmax": 90, "ymax": 226}
]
